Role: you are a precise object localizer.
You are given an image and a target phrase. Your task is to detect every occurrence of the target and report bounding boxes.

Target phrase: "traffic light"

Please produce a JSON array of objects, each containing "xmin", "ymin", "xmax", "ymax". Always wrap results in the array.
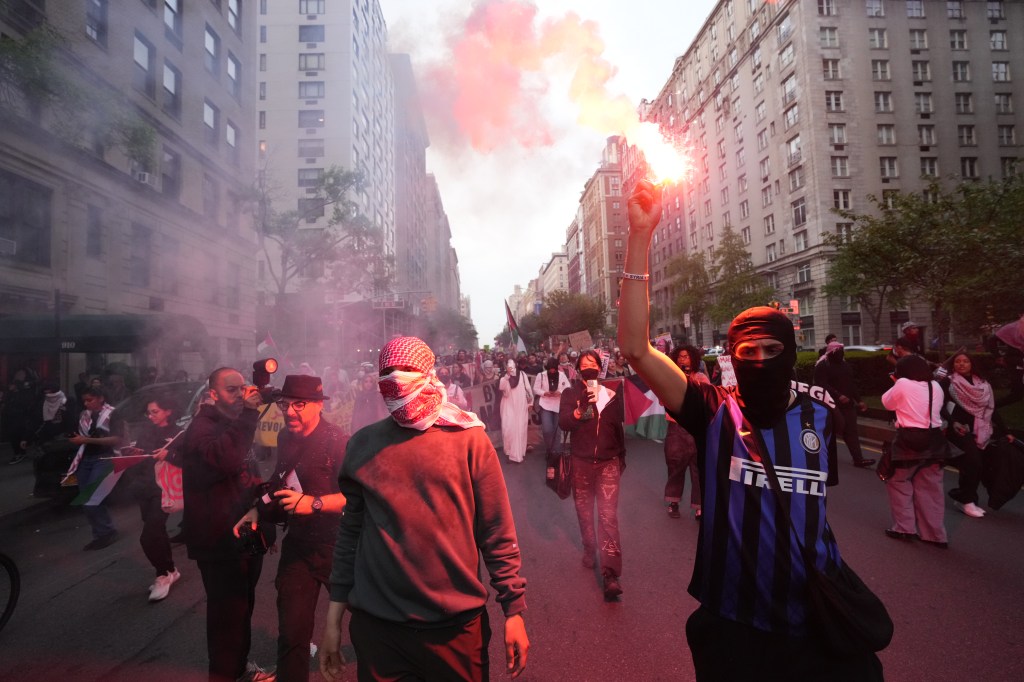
[{"xmin": 252, "ymin": 358, "xmax": 278, "ymax": 389}]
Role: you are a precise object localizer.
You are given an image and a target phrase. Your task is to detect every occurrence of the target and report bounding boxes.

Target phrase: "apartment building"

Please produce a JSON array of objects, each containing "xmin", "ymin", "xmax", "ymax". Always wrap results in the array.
[
  {"xmin": 579, "ymin": 137, "xmax": 629, "ymax": 327},
  {"xmin": 641, "ymin": 0, "xmax": 1023, "ymax": 348},
  {"xmin": 256, "ymin": 0, "xmax": 395, "ymax": 298},
  {"xmin": 539, "ymin": 252, "xmax": 569, "ymax": 300},
  {"xmin": 0, "ymin": 0, "xmax": 258, "ymax": 381}
]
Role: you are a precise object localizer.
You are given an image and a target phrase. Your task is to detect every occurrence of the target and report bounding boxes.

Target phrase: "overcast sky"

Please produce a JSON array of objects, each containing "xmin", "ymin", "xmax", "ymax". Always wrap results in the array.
[{"xmin": 380, "ymin": 0, "xmax": 719, "ymax": 343}]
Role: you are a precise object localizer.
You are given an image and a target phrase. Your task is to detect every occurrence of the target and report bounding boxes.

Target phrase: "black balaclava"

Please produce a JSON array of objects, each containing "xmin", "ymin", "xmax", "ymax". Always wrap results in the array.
[
  {"xmin": 727, "ymin": 306, "xmax": 798, "ymax": 429},
  {"xmin": 545, "ymin": 357, "xmax": 559, "ymax": 391},
  {"xmin": 577, "ymin": 350, "xmax": 602, "ymax": 382}
]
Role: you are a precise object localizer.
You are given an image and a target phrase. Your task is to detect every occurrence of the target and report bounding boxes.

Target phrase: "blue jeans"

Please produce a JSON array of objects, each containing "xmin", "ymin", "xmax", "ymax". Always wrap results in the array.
[
  {"xmin": 539, "ymin": 408, "xmax": 564, "ymax": 456},
  {"xmin": 76, "ymin": 456, "xmax": 116, "ymax": 539}
]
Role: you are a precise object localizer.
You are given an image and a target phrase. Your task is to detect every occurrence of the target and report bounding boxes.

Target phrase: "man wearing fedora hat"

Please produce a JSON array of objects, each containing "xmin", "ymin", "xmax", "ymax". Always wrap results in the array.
[{"xmin": 234, "ymin": 374, "xmax": 348, "ymax": 682}]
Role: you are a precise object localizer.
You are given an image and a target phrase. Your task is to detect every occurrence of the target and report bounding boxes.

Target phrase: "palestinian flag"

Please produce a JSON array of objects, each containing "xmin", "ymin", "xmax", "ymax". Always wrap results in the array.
[
  {"xmin": 505, "ymin": 300, "xmax": 527, "ymax": 354},
  {"xmin": 622, "ymin": 374, "xmax": 668, "ymax": 441},
  {"xmin": 70, "ymin": 455, "xmax": 148, "ymax": 506}
]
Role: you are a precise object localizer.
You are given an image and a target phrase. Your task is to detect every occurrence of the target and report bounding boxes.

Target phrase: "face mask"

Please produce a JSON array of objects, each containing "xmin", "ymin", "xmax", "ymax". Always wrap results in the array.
[
  {"xmin": 580, "ymin": 368, "xmax": 600, "ymax": 381},
  {"xmin": 728, "ymin": 307, "xmax": 797, "ymax": 430},
  {"xmin": 506, "ymin": 363, "xmax": 516, "ymax": 376}
]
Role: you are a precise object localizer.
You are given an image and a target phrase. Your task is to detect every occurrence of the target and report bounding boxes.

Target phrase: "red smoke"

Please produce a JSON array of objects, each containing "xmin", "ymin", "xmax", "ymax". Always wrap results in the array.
[{"xmin": 421, "ymin": 0, "xmax": 638, "ymax": 152}]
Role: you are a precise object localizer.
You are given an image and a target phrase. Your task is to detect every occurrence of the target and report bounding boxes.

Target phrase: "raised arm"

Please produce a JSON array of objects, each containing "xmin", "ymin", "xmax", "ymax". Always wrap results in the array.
[{"xmin": 617, "ymin": 180, "xmax": 688, "ymax": 414}]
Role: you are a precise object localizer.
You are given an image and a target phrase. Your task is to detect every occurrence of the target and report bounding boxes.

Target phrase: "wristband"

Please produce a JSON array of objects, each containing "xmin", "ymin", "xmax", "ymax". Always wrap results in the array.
[{"xmin": 621, "ymin": 272, "xmax": 649, "ymax": 281}]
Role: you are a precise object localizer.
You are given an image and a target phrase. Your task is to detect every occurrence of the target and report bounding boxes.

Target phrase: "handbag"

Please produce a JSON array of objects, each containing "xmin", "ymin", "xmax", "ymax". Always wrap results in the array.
[
  {"xmin": 154, "ymin": 460, "xmax": 184, "ymax": 513},
  {"xmin": 545, "ymin": 433, "xmax": 573, "ymax": 500},
  {"xmin": 875, "ymin": 441, "xmax": 895, "ymax": 482},
  {"xmin": 739, "ymin": 397, "xmax": 894, "ymax": 657},
  {"xmin": 890, "ymin": 381, "xmax": 951, "ymax": 462}
]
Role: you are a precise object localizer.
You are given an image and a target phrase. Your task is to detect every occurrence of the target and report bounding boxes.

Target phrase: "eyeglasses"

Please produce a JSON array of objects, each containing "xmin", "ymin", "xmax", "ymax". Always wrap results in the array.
[{"xmin": 275, "ymin": 400, "xmax": 307, "ymax": 413}]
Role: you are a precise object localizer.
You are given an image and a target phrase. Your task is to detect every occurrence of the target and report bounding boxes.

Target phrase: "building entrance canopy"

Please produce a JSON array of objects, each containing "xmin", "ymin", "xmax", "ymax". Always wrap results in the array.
[{"xmin": 0, "ymin": 314, "xmax": 209, "ymax": 354}]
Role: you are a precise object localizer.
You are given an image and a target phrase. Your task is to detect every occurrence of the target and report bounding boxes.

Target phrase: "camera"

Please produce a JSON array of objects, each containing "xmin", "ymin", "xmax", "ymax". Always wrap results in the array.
[
  {"xmin": 236, "ymin": 524, "xmax": 268, "ymax": 556},
  {"xmin": 251, "ymin": 358, "xmax": 279, "ymax": 404}
]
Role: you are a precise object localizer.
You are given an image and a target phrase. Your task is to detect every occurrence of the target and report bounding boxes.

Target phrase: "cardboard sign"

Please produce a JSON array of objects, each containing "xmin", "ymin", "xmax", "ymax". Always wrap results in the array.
[{"xmin": 568, "ymin": 330, "xmax": 594, "ymax": 351}]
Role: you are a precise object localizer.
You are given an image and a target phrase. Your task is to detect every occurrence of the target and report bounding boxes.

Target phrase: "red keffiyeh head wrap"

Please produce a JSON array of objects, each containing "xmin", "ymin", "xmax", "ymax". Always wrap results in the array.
[{"xmin": 377, "ymin": 337, "xmax": 484, "ymax": 431}]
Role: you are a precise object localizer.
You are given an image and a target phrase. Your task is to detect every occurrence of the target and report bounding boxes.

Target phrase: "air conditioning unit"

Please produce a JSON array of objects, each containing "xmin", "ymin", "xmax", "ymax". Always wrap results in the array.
[{"xmin": 134, "ymin": 171, "xmax": 153, "ymax": 185}]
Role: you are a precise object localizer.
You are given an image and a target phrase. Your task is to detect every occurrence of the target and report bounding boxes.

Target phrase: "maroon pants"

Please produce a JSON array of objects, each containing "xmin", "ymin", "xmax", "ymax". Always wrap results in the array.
[
  {"xmin": 572, "ymin": 457, "xmax": 622, "ymax": 576},
  {"xmin": 664, "ymin": 422, "xmax": 701, "ymax": 506},
  {"xmin": 349, "ymin": 608, "xmax": 491, "ymax": 682}
]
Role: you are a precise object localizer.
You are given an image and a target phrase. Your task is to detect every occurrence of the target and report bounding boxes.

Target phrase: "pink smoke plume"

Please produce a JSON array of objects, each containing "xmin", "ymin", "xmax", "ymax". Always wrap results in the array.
[{"xmin": 421, "ymin": 0, "xmax": 640, "ymax": 152}]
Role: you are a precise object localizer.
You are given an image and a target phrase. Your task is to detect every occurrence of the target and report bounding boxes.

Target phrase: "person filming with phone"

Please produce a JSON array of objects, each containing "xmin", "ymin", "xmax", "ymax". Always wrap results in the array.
[
  {"xmin": 559, "ymin": 350, "xmax": 626, "ymax": 601},
  {"xmin": 234, "ymin": 374, "xmax": 348, "ymax": 682}
]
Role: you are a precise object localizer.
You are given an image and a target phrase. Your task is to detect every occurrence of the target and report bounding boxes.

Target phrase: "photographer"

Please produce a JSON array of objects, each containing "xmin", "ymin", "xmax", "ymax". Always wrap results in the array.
[
  {"xmin": 234, "ymin": 375, "xmax": 348, "ymax": 682},
  {"xmin": 182, "ymin": 367, "xmax": 272, "ymax": 682}
]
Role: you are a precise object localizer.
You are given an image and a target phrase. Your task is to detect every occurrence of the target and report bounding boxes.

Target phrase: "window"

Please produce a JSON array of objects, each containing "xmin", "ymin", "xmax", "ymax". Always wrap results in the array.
[
  {"xmin": 877, "ymin": 124, "xmax": 896, "ymax": 145},
  {"xmin": 741, "ymin": 226, "xmax": 751, "ymax": 245},
  {"xmin": 796, "ymin": 262, "xmax": 812, "ymax": 283},
  {"xmin": 836, "ymin": 223, "xmax": 854, "ymax": 243},
  {"xmin": 947, "ymin": 1, "xmax": 964, "ymax": 18},
  {"xmin": 987, "ymin": 2, "xmax": 1005, "ymax": 20},
  {"xmin": 0, "ymin": 168, "xmax": 52, "ymax": 266},
  {"xmin": 704, "ymin": 223, "xmax": 714, "ymax": 240},
  {"xmin": 866, "ymin": 0, "xmax": 884, "ymax": 17},
  {"xmin": 754, "ymin": 72, "xmax": 765, "ymax": 94},
  {"xmin": 1001, "ymin": 158, "xmax": 1019, "ymax": 178},
  {"xmin": 920, "ymin": 157, "xmax": 939, "ymax": 177},
  {"xmin": 880, "ymin": 157, "xmax": 899, "ymax": 178},
  {"xmin": 86, "ymin": 205, "xmax": 103, "ymax": 257},
  {"xmin": 129, "ymin": 223, "xmax": 152, "ymax": 288},
  {"xmin": 822, "ymin": 58, "xmax": 841, "ymax": 80},
  {"xmin": 298, "ymin": 198, "xmax": 325, "ymax": 223},
  {"xmin": 227, "ymin": 53, "xmax": 241, "ymax": 98},
  {"xmin": 162, "ymin": 61, "xmax": 181, "ymax": 117},
  {"xmin": 874, "ymin": 91, "xmax": 893, "ymax": 112},
  {"xmin": 740, "ymin": 200, "xmax": 750, "ymax": 219},
  {"xmin": 820, "ymin": 27, "xmax": 839, "ymax": 48},
  {"xmin": 226, "ymin": 121, "xmax": 239, "ymax": 164},
  {"xmin": 298, "ymin": 168, "xmax": 323, "ymax": 188},
  {"xmin": 299, "ymin": 81, "xmax": 325, "ymax": 99},
  {"xmin": 958, "ymin": 125, "xmax": 976, "ymax": 145},
  {"xmin": 764, "ymin": 214, "xmax": 776, "ymax": 235},
  {"xmin": 735, "ymin": 148, "xmax": 746, "ymax": 166},
  {"xmin": 795, "ymin": 231, "xmax": 809, "ymax": 251},
  {"xmin": 871, "ymin": 60, "xmax": 891, "ymax": 81},
  {"xmin": 911, "ymin": 61, "xmax": 931, "ymax": 82},
  {"xmin": 952, "ymin": 61, "xmax": 971, "ymax": 82},
  {"xmin": 204, "ymin": 26, "xmax": 220, "ymax": 76},
  {"xmin": 260, "ymin": 25, "xmax": 266, "ymax": 43},
  {"xmin": 829, "ymin": 123, "xmax": 847, "ymax": 144},
  {"xmin": 203, "ymin": 174, "xmax": 220, "ymax": 221},
  {"xmin": 298, "ymin": 110, "xmax": 324, "ymax": 128},
  {"xmin": 759, "ymin": 157, "xmax": 771, "ymax": 179},
  {"xmin": 86, "ymin": 0, "xmax": 108, "ymax": 45},
  {"xmin": 995, "ymin": 93, "xmax": 1013, "ymax": 114},
  {"xmin": 766, "ymin": 243, "xmax": 777, "ymax": 263},
  {"xmin": 779, "ymin": 44, "xmax": 795, "ymax": 69},
  {"xmin": 906, "ymin": 1, "xmax": 925, "ymax": 19},
  {"xmin": 955, "ymin": 93, "xmax": 973, "ymax": 114},
  {"xmin": 299, "ymin": 25, "xmax": 325, "ymax": 42},
  {"xmin": 259, "ymin": 82, "xmax": 266, "ymax": 100},
  {"xmin": 299, "ymin": 0, "xmax": 325, "ymax": 12},
  {"xmin": 909, "ymin": 29, "xmax": 928, "ymax": 50},
  {"xmin": 950, "ymin": 30, "xmax": 967, "ymax": 51},
  {"xmin": 133, "ymin": 33, "xmax": 155, "ymax": 98},
  {"xmin": 918, "ymin": 125, "xmax": 936, "ymax": 145},
  {"xmin": 868, "ymin": 28, "xmax": 887, "ymax": 49},
  {"xmin": 228, "ymin": 0, "xmax": 240, "ymax": 32},
  {"xmin": 914, "ymin": 93, "xmax": 933, "ymax": 114},
  {"xmin": 298, "ymin": 139, "xmax": 324, "ymax": 158},
  {"xmin": 831, "ymin": 156, "xmax": 850, "ymax": 176},
  {"xmin": 833, "ymin": 190, "xmax": 852, "ymax": 210},
  {"xmin": 755, "ymin": 101, "xmax": 767, "ymax": 122},
  {"xmin": 825, "ymin": 91, "xmax": 844, "ymax": 112},
  {"xmin": 756, "ymin": 129, "xmax": 769, "ymax": 151},
  {"xmin": 961, "ymin": 157, "xmax": 979, "ymax": 178},
  {"xmin": 259, "ymin": 54, "xmax": 266, "ymax": 71},
  {"xmin": 818, "ymin": 0, "xmax": 836, "ymax": 16},
  {"xmin": 788, "ymin": 134, "xmax": 802, "ymax": 164},
  {"xmin": 792, "ymin": 198, "xmax": 807, "ymax": 227},
  {"xmin": 992, "ymin": 62, "xmax": 1010, "ymax": 82},
  {"xmin": 998, "ymin": 125, "xmax": 1016, "ymax": 146},
  {"xmin": 203, "ymin": 100, "xmax": 219, "ymax": 145},
  {"xmin": 163, "ymin": 0, "xmax": 181, "ymax": 39},
  {"xmin": 761, "ymin": 186, "xmax": 773, "ymax": 208},
  {"xmin": 789, "ymin": 167, "xmax": 805, "ymax": 191},
  {"xmin": 299, "ymin": 53, "xmax": 325, "ymax": 71},
  {"xmin": 161, "ymin": 147, "xmax": 180, "ymax": 199}
]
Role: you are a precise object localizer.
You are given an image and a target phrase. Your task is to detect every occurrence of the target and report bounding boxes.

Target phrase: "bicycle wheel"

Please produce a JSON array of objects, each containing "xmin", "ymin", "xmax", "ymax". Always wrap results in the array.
[{"xmin": 0, "ymin": 552, "xmax": 20, "ymax": 633}]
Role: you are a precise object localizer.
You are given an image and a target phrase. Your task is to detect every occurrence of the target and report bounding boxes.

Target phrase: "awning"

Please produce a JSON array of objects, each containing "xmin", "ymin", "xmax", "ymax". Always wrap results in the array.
[{"xmin": 0, "ymin": 313, "xmax": 209, "ymax": 354}]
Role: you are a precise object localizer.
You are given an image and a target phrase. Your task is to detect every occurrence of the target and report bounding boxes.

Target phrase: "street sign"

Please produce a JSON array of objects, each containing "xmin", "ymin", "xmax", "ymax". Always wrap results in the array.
[{"xmin": 372, "ymin": 299, "xmax": 405, "ymax": 309}]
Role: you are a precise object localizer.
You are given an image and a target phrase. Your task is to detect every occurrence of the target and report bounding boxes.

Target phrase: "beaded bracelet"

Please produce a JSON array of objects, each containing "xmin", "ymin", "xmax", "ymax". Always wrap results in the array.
[{"xmin": 620, "ymin": 272, "xmax": 650, "ymax": 281}]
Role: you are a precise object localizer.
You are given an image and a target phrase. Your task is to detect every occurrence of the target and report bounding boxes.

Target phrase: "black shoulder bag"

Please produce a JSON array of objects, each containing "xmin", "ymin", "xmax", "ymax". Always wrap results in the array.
[
  {"xmin": 739, "ymin": 397, "xmax": 894, "ymax": 658},
  {"xmin": 889, "ymin": 380, "xmax": 950, "ymax": 463}
]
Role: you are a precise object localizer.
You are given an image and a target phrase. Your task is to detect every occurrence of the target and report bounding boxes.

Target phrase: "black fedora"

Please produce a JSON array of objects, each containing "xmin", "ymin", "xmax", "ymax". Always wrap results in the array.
[{"xmin": 272, "ymin": 375, "xmax": 329, "ymax": 401}]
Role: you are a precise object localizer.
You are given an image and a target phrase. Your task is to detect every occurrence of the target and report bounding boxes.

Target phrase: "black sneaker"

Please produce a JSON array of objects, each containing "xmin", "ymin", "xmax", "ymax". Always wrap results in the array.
[
  {"xmin": 7, "ymin": 454, "xmax": 26, "ymax": 465},
  {"xmin": 603, "ymin": 574, "xmax": 623, "ymax": 600},
  {"xmin": 83, "ymin": 531, "xmax": 117, "ymax": 551},
  {"xmin": 853, "ymin": 459, "xmax": 877, "ymax": 468},
  {"xmin": 667, "ymin": 502, "xmax": 681, "ymax": 518}
]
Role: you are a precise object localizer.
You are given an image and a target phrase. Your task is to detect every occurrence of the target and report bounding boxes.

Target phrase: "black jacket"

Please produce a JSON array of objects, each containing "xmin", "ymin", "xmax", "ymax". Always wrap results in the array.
[
  {"xmin": 182, "ymin": 404, "xmax": 261, "ymax": 561},
  {"xmin": 558, "ymin": 380, "xmax": 625, "ymax": 462}
]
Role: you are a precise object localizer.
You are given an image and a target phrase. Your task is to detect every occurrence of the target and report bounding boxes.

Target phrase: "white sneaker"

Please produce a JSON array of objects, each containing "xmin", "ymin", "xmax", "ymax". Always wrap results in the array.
[
  {"xmin": 148, "ymin": 568, "xmax": 181, "ymax": 602},
  {"xmin": 955, "ymin": 501, "xmax": 986, "ymax": 518},
  {"xmin": 238, "ymin": 662, "xmax": 276, "ymax": 682}
]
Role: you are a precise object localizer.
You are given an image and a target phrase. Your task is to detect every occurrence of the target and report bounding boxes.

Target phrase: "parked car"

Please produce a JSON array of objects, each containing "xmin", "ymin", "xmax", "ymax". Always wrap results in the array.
[
  {"xmin": 704, "ymin": 346, "xmax": 726, "ymax": 357},
  {"xmin": 843, "ymin": 345, "xmax": 892, "ymax": 352}
]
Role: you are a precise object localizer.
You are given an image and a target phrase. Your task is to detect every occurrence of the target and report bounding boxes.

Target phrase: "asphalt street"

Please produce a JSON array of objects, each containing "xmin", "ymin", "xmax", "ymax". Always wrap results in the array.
[{"xmin": 0, "ymin": 435, "xmax": 1022, "ymax": 681}]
